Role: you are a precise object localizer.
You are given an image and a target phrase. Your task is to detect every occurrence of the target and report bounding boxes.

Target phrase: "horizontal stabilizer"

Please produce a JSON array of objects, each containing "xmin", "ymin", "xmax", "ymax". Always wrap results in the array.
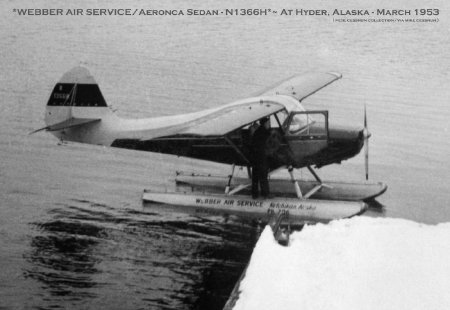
[{"xmin": 30, "ymin": 117, "xmax": 100, "ymax": 134}]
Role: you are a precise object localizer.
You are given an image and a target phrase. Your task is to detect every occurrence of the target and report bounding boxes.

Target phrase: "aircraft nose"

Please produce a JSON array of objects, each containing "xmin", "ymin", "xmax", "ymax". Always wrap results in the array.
[
  {"xmin": 358, "ymin": 127, "xmax": 371, "ymax": 147},
  {"xmin": 358, "ymin": 128, "xmax": 366, "ymax": 147},
  {"xmin": 316, "ymin": 125, "xmax": 366, "ymax": 167},
  {"xmin": 329, "ymin": 124, "xmax": 365, "ymax": 156},
  {"xmin": 362, "ymin": 128, "xmax": 371, "ymax": 139},
  {"xmin": 358, "ymin": 128, "xmax": 364, "ymax": 141},
  {"xmin": 329, "ymin": 125, "xmax": 363, "ymax": 140}
]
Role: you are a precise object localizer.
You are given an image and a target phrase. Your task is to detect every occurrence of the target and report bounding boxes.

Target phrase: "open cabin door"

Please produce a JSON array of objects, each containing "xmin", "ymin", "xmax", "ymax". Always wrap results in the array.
[{"xmin": 284, "ymin": 110, "xmax": 329, "ymax": 166}]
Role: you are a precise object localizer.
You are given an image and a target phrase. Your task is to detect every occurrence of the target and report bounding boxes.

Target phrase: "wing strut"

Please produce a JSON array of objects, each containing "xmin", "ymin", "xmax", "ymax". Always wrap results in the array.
[{"xmin": 224, "ymin": 136, "xmax": 251, "ymax": 166}]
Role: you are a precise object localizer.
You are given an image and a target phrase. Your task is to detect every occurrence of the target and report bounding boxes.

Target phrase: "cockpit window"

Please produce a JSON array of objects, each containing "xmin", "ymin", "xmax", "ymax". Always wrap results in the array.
[
  {"xmin": 286, "ymin": 111, "xmax": 328, "ymax": 138},
  {"xmin": 288, "ymin": 113, "xmax": 315, "ymax": 134}
]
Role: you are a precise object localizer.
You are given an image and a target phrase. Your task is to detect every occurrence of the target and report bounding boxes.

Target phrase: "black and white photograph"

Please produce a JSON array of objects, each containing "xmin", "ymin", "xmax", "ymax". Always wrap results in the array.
[{"xmin": 1, "ymin": 0, "xmax": 449, "ymax": 309}]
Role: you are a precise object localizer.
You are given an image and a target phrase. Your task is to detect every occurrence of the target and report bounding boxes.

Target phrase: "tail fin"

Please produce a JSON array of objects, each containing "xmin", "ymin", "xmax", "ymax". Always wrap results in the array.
[
  {"xmin": 43, "ymin": 66, "xmax": 112, "ymax": 131},
  {"xmin": 46, "ymin": 66, "xmax": 107, "ymax": 108},
  {"xmin": 31, "ymin": 67, "xmax": 116, "ymax": 140}
]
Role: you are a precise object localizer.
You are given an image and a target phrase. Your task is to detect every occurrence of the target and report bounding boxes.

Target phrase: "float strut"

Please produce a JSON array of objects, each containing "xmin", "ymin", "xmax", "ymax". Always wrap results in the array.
[
  {"xmin": 307, "ymin": 166, "xmax": 322, "ymax": 183},
  {"xmin": 303, "ymin": 166, "xmax": 333, "ymax": 198},
  {"xmin": 288, "ymin": 166, "xmax": 303, "ymax": 199},
  {"xmin": 225, "ymin": 164, "xmax": 236, "ymax": 194}
]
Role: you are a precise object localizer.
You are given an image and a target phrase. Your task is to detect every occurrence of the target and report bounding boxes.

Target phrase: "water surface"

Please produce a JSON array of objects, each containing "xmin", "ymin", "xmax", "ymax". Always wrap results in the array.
[{"xmin": 1, "ymin": 0, "xmax": 449, "ymax": 308}]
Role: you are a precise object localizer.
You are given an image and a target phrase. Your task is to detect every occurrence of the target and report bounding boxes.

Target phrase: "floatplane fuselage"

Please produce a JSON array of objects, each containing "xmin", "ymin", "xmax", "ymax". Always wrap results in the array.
[
  {"xmin": 42, "ymin": 67, "xmax": 365, "ymax": 170},
  {"xmin": 37, "ymin": 67, "xmax": 386, "ymax": 228}
]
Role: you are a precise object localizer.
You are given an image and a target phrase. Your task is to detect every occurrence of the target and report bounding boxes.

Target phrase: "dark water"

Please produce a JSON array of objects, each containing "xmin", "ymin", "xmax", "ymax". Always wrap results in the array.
[
  {"xmin": 1, "ymin": 0, "xmax": 450, "ymax": 308},
  {"xmin": 24, "ymin": 204, "xmax": 257, "ymax": 309}
]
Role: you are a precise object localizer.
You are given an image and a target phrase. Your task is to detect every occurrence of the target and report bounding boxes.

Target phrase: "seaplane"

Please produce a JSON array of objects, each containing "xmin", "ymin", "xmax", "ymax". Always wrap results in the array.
[{"xmin": 34, "ymin": 67, "xmax": 387, "ymax": 241}]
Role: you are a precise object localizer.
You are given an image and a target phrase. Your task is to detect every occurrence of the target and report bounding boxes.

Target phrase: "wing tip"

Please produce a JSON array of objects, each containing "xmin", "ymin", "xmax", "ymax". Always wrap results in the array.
[{"xmin": 328, "ymin": 71, "xmax": 343, "ymax": 79}]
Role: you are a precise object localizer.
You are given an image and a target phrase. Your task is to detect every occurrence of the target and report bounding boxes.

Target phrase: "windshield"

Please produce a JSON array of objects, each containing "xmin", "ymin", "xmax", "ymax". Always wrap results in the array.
[{"xmin": 270, "ymin": 110, "xmax": 289, "ymax": 128}]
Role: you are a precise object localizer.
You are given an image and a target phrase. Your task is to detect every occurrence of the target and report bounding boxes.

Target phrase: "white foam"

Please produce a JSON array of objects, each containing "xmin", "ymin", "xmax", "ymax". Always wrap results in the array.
[{"xmin": 234, "ymin": 217, "xmax": 450, "ymax": 310}]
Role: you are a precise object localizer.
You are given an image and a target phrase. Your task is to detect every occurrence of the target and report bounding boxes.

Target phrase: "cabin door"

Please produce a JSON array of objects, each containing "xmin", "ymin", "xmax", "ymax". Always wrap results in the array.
[{"xmin": 284, "ymin": 111, "xmax": 329, "ymax": 166}]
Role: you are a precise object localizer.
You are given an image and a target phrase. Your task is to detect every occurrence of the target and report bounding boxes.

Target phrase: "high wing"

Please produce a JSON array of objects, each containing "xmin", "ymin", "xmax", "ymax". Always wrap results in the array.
[
  {"xmin": 170, "ymin": 72, "xmax": 342, "ymax": 137},
  {"xmin": 122, "ymin": 98, "xmax": 288, "ymax": 166},
  {"xmin": 173, "ymin": 99, "xmax": 285, "ymax": 137},
  {"xmin": 255, "ymin": 72, "xmax": 342, "ymax": 102}
]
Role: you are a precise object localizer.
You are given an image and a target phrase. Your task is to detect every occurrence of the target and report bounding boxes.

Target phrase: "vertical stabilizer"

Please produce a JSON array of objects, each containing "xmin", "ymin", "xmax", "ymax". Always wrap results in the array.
[
  {"xmin": 45, "ymin": 67, "xmax": 111, "ymax": 127},
  {"xmin": 46, "ymin": 66, "xmax": 107, "ymax": 108}
]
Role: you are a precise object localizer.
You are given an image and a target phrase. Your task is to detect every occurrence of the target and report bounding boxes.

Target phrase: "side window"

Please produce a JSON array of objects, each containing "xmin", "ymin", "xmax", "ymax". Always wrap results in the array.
[
  {"xmin": 286, "ymin": 111, "xmax": 328, "ymax": 139},
  {"xmin": 288, "ymin": 114, "xmax": 311, "ymax": 134}
]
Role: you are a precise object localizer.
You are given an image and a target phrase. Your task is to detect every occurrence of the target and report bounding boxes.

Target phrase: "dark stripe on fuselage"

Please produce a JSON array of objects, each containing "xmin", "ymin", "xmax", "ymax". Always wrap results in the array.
[
  {"xmin": 111, "ymin": 128, "xmax": 364, "ymax": 169},
  {"xmin": 111, "ymin": 137, "xmax": 247, "ymax": 165},
  {"xmin": 47, "ymin": 83, "xmax": 107, "ymax": 107}
]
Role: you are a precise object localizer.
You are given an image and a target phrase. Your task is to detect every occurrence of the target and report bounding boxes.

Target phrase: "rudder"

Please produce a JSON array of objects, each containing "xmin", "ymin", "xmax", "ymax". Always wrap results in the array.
[
  {"xmin": 38, "ymin": 67, "xmax": 115, "ymax": 140},
  {"xmin": 44, "ymin": 67, "xmax": 111, "ymax": 129},
  {"xmin": 46, "ymin": 66, "xmax": 107, "ymax": 107}
]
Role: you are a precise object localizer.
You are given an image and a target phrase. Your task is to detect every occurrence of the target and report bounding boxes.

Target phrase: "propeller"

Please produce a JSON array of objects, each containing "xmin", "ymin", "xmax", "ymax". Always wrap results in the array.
[{"xmin": 363, "ymin": 105, "xmax": 371, "ymax": 180}]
